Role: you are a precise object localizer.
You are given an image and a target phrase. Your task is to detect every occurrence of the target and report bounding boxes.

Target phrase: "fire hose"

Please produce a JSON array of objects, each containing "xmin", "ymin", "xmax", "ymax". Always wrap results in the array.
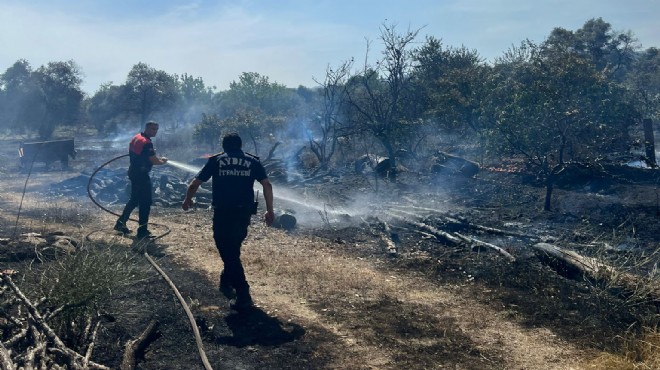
[{"xmin": 87, "ymin": 154, "xmax": 213, "ymax": 370}]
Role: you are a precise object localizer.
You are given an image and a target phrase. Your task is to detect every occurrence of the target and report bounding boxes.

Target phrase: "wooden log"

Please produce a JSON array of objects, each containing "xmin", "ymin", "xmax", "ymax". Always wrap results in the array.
[
  {"xmin": 120, "ymin": 320, "xmax": 160, "ymax": 370},
  {"xmin": 386, "ymin": 211, "xmax": 516, "ymax": 261},
  {"xmin": 381, "ymin": 221, "xmax": 397, "ymax": 255},
  {"xmin": 532, "ymin": 243, "xmax": 660, "ymax": 305}
]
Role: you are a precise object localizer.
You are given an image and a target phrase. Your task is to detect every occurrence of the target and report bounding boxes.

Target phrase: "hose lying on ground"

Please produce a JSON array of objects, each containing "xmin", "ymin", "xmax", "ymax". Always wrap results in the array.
[{"xmin": 87, "ymin": 154, "xmax": 213, "ymax": 370}]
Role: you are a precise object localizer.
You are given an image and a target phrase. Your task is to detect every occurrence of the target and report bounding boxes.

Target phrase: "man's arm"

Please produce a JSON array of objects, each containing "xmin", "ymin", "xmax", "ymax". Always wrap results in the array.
[
  {"xmin": 182, "ymin": 178, "xmax": 203, "ymax": 211},
  {"xmin": 149, "ymin": 155, "xmax": 168, "ymax": 165},
  {"xmin": 259, "ymin": 178, "xmax": 274, "ymax": 226}
]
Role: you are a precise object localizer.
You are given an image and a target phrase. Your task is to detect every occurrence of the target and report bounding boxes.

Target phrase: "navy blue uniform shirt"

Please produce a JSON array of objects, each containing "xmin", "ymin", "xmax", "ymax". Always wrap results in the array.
[
  {"xmin": 128, "ymin": 132, "xmax": 154, "ymax": 173},
  {"xmin": 195, "ymin": 150, "xmax": 267, "ymax": 208}
]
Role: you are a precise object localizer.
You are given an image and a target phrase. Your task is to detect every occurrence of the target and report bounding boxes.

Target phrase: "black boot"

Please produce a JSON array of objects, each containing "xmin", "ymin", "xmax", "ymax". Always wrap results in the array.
[
  {"xmin": 219, "ymin": 274, "xmax": 236, "ymax": 299},
  {"xmin": 114, "ymin": 220, "xmax": 131, "ymax": 234},
  {"xmin": 136, "ymin": 226, "xmax": 153, "ymax": 239},
  {"xmin": 230, "ymin": 290, "xmax": 254, "ymax": 310}
]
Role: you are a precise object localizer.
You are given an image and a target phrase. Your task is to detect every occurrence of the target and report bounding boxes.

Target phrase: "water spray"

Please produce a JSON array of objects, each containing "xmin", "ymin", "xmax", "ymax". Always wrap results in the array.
[
  {"xmin": 165, "ymin": 158, "xmax": 354, "ymax": 226},
  {"xmin": 166, "ymin": 160, "xmax": 201, "ymax": 174}
]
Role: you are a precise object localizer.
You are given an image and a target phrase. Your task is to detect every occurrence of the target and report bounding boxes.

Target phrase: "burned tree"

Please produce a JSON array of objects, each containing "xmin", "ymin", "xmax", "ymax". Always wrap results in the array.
[
  {"xmin": 343, "ymin": 23, "xmax": 422, "ymax": 180},
  {"xmin": 309, "ymin": 60, "xmax": 353, "ymax": 171}
]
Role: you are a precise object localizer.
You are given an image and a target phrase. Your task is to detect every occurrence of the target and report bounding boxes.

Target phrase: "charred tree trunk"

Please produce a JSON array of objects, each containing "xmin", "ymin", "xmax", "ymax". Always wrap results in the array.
[
  {"xmin": 544, "ymin": 179, "xmax": 554, "ymax": 212},
  {"xmin": 543, "ymin": 162, "xmax": 563, "ymax": 212},
  {"xmin": 643, "ymin": 118, "xmax": 657, "ymax": 166},
  {"xmin": 266, "ymin": 142, "xmax": 281, "ymax": 161}
]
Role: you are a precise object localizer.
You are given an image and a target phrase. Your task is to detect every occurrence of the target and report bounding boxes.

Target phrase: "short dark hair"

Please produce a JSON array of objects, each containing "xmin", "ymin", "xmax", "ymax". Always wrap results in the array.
[
  {"xmin": 145, "ymin": 121, "xmax": 159, "ymax": 129},
  {"xmin": 222, "ymin": 132, "xmax": 242, "ymax": 151}
]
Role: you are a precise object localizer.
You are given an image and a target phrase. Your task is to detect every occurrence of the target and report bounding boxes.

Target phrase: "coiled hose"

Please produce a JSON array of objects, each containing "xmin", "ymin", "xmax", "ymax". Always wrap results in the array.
[{"xmin": 86, "ymin": 154, "xmax": 213, "ymax": 370}]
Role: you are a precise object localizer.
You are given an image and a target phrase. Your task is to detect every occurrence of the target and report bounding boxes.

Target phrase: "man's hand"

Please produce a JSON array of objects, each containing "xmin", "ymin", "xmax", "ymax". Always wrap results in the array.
[
  {"xmin": 182, "ymin": 179, "xmax": 202, "ymax": 211},
  {"xmin": 264, "ymin": 211, "xmax": 274, "ymax": 226},
  {"xmin": 182, "ymin": 198, "xmax": 193, "ymax": 211},
  {"xmin": 161, "ymin": 156, "xmax": 168, "ymax": 164}
]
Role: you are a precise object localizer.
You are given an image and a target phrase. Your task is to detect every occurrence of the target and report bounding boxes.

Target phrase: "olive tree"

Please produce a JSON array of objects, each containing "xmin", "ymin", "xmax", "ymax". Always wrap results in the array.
[
  {"xmin": 33, "ymin": 60, "xmax": 85, "ymax": 139},
  {"xmin": 0, "ymin": 59, "xmax": 44, "ymax": 134},
  {"xmin": 214, "ymin": 72, "xmax": 301, "ymax": 156},
  {"xmin": 482, "ymin": 40, "xmax": 637, "ymax": 211},
  {"xmin": 125, "ymin": 62, "xmax": 178, "ymax": 126},
  {"xmin": 625, "ymin": 47, "xmax": 660, "ymax": 121}
]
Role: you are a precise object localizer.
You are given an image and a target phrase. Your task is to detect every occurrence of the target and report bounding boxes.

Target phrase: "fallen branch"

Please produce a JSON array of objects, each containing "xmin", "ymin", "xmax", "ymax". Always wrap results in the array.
[
  {"xmin": 83, "ymin": 321, "xmax": 102, "ymax": 368},
  {"xmin": 389, "ymin": 225, "xmax": 437, "ymax": 240},
  {"xmin": 380, "ymin": 221, "xmax": 397, "ymax": 255},
  {"xmin": 0, "ymin": 274, "xmax": 110, "ymax": 370},
  {"xmin": 532, "ymin": 243, "xmax": 660, "ymax": 305},
  {"xmin": 390, "ymin": 205, "xmax": 537, "ymax": 239},
  {"xmin": 455, "ymin": 233, "xmax": 515, "ymax": 262},
  {"xmin": 388, "ymin": 212, "xmax": 463, "ymax": 246},
  {"xmin": 0, "ymin": 342, "xmax": 16, "ymax": 370},
  {"xmin": 24, "ymin": 327, "xmax": 46, "ymax": 370},
  {"xmin": 120, "ymin": 320, "xmax": 160, "ymax": 370},
  {"xmin": 386, "ymin": 211, "xmax": 516, "ymax": 261}
]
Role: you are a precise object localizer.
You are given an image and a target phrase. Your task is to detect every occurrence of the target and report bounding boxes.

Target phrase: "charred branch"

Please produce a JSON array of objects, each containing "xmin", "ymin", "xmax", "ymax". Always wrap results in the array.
[
  {"xmin": 391, "ymin": 204, "xmax": 537, "ymax": 239},
  {"xmin": 0, "ymin": 342, "xmax": 15, "ymax": 370},
  {"xmin": 454, "ymin": 233, "xmax": 515, "ymax": 262},
  {"xmin": 266, "ymin": 141, "xmax": 281, "ymax": 161},
  {"xmin": 120, "ymin": 320, "xmax": 160, "ymax": 370},
  {"xmin": 533, "ymin": 243, "xmax": 660, "ymax": 306},
  {"xmin": 380, "ymin": 221, "xmax": 398, "ymax": 255},
  {"xmin": 385, "ymin": 210, "xmax": 517, "ymax": 260},
  {"xmin": 0, "ymin": 274, "xmax": 110, "ymax": 370}
]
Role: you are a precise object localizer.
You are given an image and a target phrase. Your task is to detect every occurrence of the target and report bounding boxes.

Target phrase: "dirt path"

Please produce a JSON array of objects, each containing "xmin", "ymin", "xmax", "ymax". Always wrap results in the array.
[{"xmin": 155, "ymin": 210, "xmax": 597, "ymax": 370}]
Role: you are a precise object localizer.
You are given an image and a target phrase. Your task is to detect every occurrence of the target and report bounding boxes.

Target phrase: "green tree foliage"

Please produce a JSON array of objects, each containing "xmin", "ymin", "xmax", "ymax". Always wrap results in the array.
[
  {"xmin": 86, "ymin": 83, "xmax": 132, "ymax": 133},
  {"xmin": 35, "ymin": 60, "xmax": 85, "ymax": 139},
  {"xmin": 0, "ymin": 59, "xmax": 44, "ymax": 134},
  {"xmin": 483, "ymin": 40, "xmax": 637, "ymax": 210},
  {"xmin": 215, "ymin": 72, "xmax": 300, "ymax": 155},
  {"xmin": 171, "ymin": 73, "xmax": 215, "ymax": 129},
  {"xmin": 625, "ymin": 47, "xmax": 660, "ymax": 121},
  {"xmin": 546, "ymin": 18, "xmax": 639, "ymax": 82},
  {"xmin": 0, "ymin": 60, "xmax": 84, "ymax": 139},
  {"xmin": 125, "ymin": 62, "xmax": 178, "ymax": 126},
  {"xmin": 412, "ymin": 36, "xmax": 487, "ymax": 135},
  {"xmin": 192, "ymin": 113, "xmax": 225, "ymax": 150}
]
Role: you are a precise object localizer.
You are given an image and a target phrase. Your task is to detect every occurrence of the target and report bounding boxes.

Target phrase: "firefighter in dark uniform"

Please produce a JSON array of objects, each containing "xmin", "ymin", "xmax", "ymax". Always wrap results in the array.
[
  {"xmin": 114, "ymin": 121, "xmax": 168, "ymax": 238},
  {"xmin": 182, "ymin": 132, "xmax": 274, "ymax": 310}
]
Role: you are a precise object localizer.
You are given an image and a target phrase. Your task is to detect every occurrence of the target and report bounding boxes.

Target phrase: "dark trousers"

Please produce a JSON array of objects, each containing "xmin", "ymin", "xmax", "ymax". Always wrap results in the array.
[
  {"xmin": 118, "ymin": 172, "xmax": 152, "ymax": 233},
  {"xmin": 213, "ymin": 206, "xmax": 252, "ymax": 297}
]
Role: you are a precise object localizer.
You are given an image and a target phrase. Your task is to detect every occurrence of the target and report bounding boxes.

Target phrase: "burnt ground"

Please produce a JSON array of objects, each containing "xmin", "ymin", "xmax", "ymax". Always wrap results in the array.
[{"xmin": 1, "ymin": 134, "xmax": 659, "ymax": 369}]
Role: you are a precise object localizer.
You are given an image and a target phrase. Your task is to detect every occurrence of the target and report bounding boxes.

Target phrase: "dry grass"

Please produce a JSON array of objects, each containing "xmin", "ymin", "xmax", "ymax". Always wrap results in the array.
[
  {"xmin": 586, "ymin": 327, "xmax": 660, "ymax": 370},
  {"xmin": 555, "ymin": 220, "xmax": 660, "ymax": 370},
  {"xmin": 247, "ymin": 231, "xmax": 392, "ymax": 302}
]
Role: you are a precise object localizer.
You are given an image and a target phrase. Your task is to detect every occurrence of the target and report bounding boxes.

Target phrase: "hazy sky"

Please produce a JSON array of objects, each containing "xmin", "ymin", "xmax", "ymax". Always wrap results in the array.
[{"xmin": 1, "ymin": 0, "xmax": 658, "ymax": 95}]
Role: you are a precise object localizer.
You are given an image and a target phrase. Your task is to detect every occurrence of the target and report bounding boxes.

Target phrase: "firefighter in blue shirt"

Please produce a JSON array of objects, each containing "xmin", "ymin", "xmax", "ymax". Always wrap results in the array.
[
  {"xmin": 114, "ymin": 121, "xmax": 168, "ymax": 238},
  {"xmin": 182, "ymin": 132, "xmax": 274, "ymax": 310}
]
